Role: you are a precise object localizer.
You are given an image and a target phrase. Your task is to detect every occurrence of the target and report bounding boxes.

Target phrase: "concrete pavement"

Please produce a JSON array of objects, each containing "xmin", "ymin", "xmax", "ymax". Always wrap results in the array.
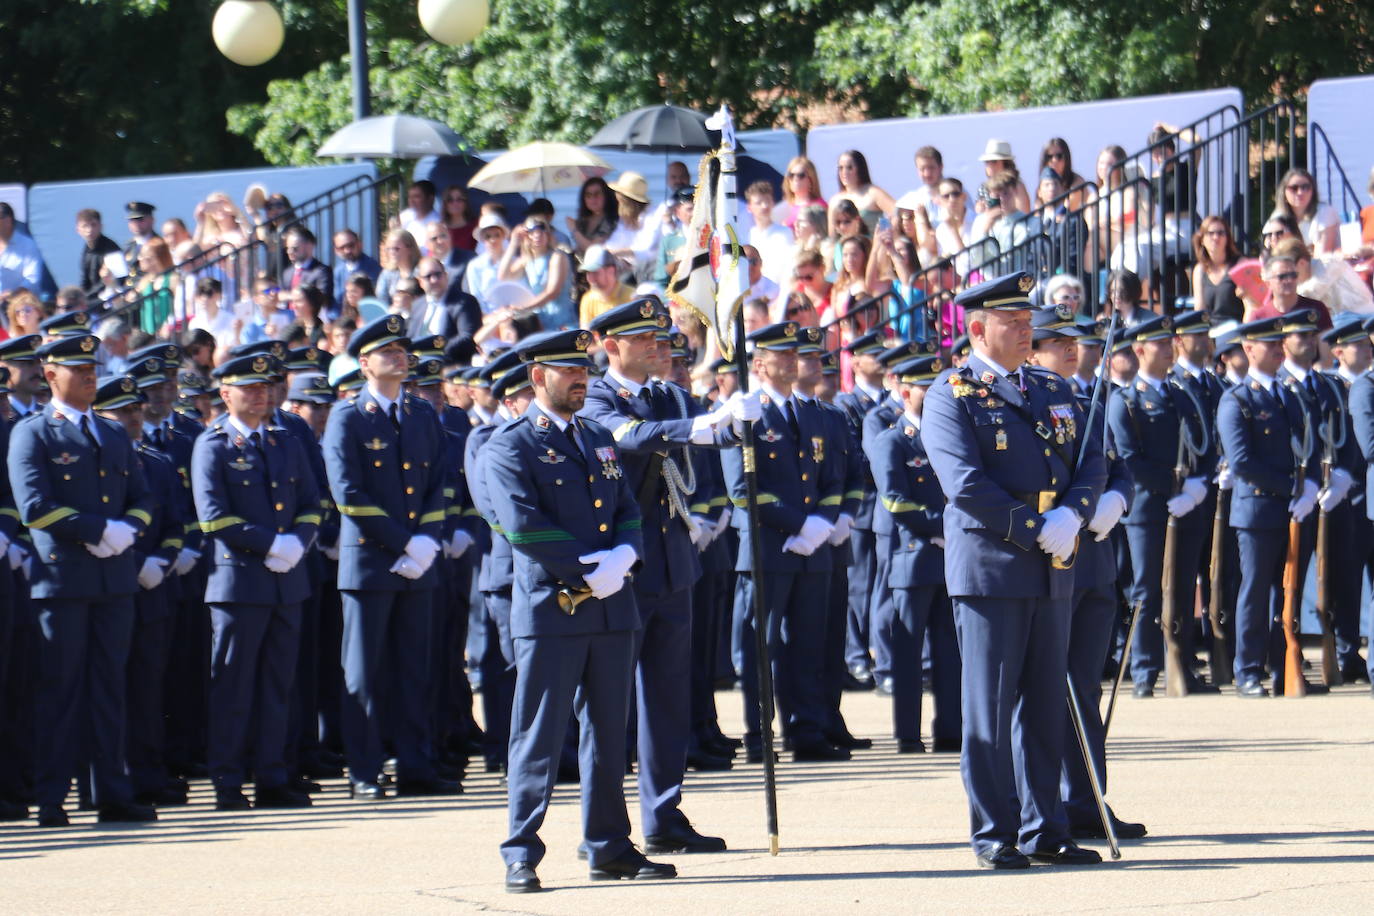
[{"xmin": 2, "ymin": 674, "xmax": 1373, "ymax": 914}]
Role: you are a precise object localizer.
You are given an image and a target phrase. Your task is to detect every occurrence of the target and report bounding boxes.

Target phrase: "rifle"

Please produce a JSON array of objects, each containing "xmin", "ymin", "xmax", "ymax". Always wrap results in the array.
[
  {"xmin": 1161, "ymin": 431, "xmax": 1190, "ymax": 698},
  {"xmin": 1315, "ymin": 417, "xmax": 1343, "ymax": 687},
  {"xmin": 1281, "ymin": 414, "xmax": 1313, "ymax": 698},
  {"xmin": 1207, "ymin": 474, "xmax": 1233, "ymax": 686}
]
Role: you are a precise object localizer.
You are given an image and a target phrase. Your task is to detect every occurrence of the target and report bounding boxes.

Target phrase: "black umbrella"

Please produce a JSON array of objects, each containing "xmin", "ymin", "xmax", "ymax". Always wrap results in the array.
[{"xmin": 587, "ymin": 104, "xmax": 745, "ymax": 153}]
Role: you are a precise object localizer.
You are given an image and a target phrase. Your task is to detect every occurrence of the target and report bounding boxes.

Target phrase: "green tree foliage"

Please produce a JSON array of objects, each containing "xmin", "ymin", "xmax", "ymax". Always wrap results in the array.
[{"xmin": 813, "ymin": 0, "xmax": 1374, "ymax": 119}]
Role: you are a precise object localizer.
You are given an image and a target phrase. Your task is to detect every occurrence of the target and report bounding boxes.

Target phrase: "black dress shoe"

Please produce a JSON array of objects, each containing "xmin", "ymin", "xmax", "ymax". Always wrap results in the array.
[
  {"xmin": 1028, "ymin": 842, "xmax": 1102, "ymax": 865},
  {"xmin": 505, "ymin": 861, "xmax": 542, "ymax": 894},
  {"xmin": 932, "ymin": 737, "xmax": 962, "ymax": 753},
  {"xmin": 289, "ymin": 776, "xmax": 322, "ymax": 794},
  {"xmin": 1132, "ymin": 683, "xmax": 1154, "ymax": 699},
  {"xmin": 215, "ymin": 788, "xmax": 252, "ymax": 811},
  {"xmin": 97, "ymin": 802, "xmax": 158, "ymax": 823},
  {"xmin": 826, "ymin": 731, "xmax": 873, "ymax": 750},
  {"xmin": 37, "ymin": 805, "xmax": 68, "ymax": 828},
  {"xmin": 896, "ymin": 739, "xmax": 926, "ymax": 754},
  {"xmin": 644, "ymin": 824, "xmax": 727, "ymax": 854},
  {"xmin": 791, "ymin": 741, "xmax": 850, "ymax": 763},
  {"xmin": 589, "ymin": 847, "xmax": 677, "ymax": 880},
  {"xmin": 300, "ymin": 759, "xmax": 344, "ymax": 780},
  {"xmin": 1341, "ymin": 660, "xmax": 1369, "ymax": 683},
  {"xmin": 1071, "ymin": 817, "xmax": 1148, "ymax": 840},
  {"xmin": 745, "ymin": 748, "xmax": 780, "ymax": 764},
  {"xmin": 711, "ymin": 731, "xmax": 743, "ymax": 749},
  {"xmin": 135, "ymin": 785, "xmax": 188, "ymax": 807},
  {"xmin": 348, "ymin": 781, "xmax": 386, "ymax": 800},
  {"xmin": 255, "ymin": 785, "xmax": 313, "ymax": 809},
  {"xmin": 394, "ymin": 776, "xmax": 462, "ymax": 797},
  {"xmin": 1236, "ymin": 679, "xmax": 1268, "ymax": 698},
  {"xmin": 685, "ymin": 750, "xmax": 733, "ymax": 772},
  {"xmin": 0, "ymin": 799, "xmax": 28, "ymax": 821},
  {"xmin": 484, "ymin": 759, "xmax": 505, "ymax": 774},
  {"xmin": 976, "ymin": 843, "xmax": 1029, "ymax": 870},
  {"xmin": 874, "ymin": 676, "xmax": 895, "ymax": 696}
]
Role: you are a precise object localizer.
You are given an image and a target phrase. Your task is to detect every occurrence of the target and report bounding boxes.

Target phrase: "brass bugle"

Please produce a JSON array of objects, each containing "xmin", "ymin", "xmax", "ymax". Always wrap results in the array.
[{"xmin": 557, "ymin": 573, "xmax": 633, "ymax": 615}]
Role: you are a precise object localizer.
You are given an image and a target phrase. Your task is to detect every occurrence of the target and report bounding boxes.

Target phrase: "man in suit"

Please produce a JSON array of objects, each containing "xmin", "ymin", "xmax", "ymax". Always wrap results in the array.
[
  {"xmin": 921, "ymin": 272, "xmax": 1106, "ymax": 869},
  {"xmin": 484, "ymin": 329, "xmax": 675, "ymax": 892},
  {"xmin": 1215, "ymin": 314, "xmax": 1321, "ymax": 696},
  {"xmin": 281, "ymin": 227, "xmax": 333, "ymax": 305},
  {"xmin": 321, "ymin": 315, "xmax": 457, "ymax": 800},
  {"xmin": 410, "ymin": 258, "xmax": 483, "ymax": 364},
  {"xmin": 331, "ymin": 229, "xmax": 382, "ymax": 313},
  {"xmin": 191, "ymin": 354, "xmax": 320, "ymax": 810},
  {"xmin": 8, "ymin": 332, "xmax": 157, "ymax": 827}
]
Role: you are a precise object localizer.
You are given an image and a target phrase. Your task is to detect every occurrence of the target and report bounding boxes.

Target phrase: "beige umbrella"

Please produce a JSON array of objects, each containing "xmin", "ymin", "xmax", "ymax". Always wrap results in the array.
[{"xmin": 467, "ymin": 141, "xmax": 612, "ymax": 195}]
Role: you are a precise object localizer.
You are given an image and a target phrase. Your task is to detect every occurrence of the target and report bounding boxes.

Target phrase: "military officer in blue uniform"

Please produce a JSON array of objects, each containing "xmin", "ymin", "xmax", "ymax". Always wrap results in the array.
[
  {"xmin": 582, "ymin": 298, "xmax": 754, "ymax": 853},
  {"xmin": 867, "ymin": 354, "xmax": 961, "ymax": 753},
  {"xmin": 1324, "ymin": 318, "xmax": 1371, "ymax": 680},
  {"xmin": 483, "ymin": 329, "xmax": 676, "ymax": 893},
  {"xmin": 722, "ymin": 321, "xmax": 846, "ymax": 762},
  {"xmin": 191, "ymin": 354, "xmax": 320, "ymax": 810},
  {"xmin": 321, "ymin": 315, "xmax": 456, "ymax": 799},
  {"xmin": 1215, "ymin": 314, "xmax": 1321, "ymax": 696},
  {"xmin": 9, "ymin": 332, "xmax": 157, "ymax": 827},
  {"xmin": 921, "ymin": 272, "xmax": 1106, "ymax": 869},
  {"xmin": 0, "ymin": 365, "xmax": 27, "ymax": 822},
  {"xmin": 1106, "ymin": 313, "xmax": 1217, "ymax": 697},
  {"xmin": 1028, "ymin": 306, "xmax": 1146, "ymax": 839}
]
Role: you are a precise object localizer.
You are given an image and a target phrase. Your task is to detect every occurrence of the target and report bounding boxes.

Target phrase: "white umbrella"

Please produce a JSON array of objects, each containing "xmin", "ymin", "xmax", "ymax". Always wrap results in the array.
[
  {"xmin": 317, "ymin": 115, "xmax": 467, "ymax": 159},
  {"xmin": 467, "ymin": 141, "xmax": 612, "ymax": 195}
]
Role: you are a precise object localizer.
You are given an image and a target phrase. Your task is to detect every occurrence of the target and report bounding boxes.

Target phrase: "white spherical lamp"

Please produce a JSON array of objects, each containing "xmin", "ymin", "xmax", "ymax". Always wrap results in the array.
[
  {"xmin": 418, "ymin": 0, "xmax": 490, "ymax": 47},
  {"xmin": 212, "ymin": 0, "xmax": 285, "ymax": 67}
]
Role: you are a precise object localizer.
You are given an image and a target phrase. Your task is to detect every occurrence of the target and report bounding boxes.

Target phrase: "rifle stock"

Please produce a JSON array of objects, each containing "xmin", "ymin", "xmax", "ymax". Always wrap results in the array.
[
  {"xmin": 1162, "ymin": 438, "xmax": 1189, "ymax": 698},
  {"xmin": 1315, "ymin": 501, "xmax": 1342, "ymax": 688},
  {"xmin": 1207, "ymin": 487, "xmax": 1233, "ymax": 686},
  {"xmin": 1281, "ymin": 518, "xmax": 1307, "ymax": 697}
]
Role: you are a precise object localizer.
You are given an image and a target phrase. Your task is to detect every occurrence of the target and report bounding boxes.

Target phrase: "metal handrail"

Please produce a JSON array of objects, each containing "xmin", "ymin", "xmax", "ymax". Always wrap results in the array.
[
  {"xmin": 1308, "ymin": 121, "xmax": 1363, "ymax": 222},
  {"xmin": 98, "ymin": 238, "xmax": 271, "ymax": 338}
]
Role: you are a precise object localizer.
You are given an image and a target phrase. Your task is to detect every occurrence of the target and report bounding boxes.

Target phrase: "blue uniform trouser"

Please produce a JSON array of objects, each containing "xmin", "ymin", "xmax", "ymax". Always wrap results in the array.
[
  {"xmin": 164, "ymin": 563, "xmax": 209, "ymax": 775},
  {"xmin": 891, "ymin": 586, "xmax": 961, "ymax": 744},
  {"xmin": 845, "ymin": 528, "xmax": 878, "ymax": 671},
  {"xmin": 1233, "ymin": 528, "xmax": 1287, "ymax": 684},
  {"xmin": 632, "ymin": 586, "xmax": 692, "ymax": 837},
  {"xmin": 501, "ymin": 630, "xmax": 635, "ymax": 869},
  {"xmin": 1060, "ymin": 582, "xmax": 1117, "ymax": 826},
  {"xmin": 478, "ymin": 589, "xmax": 515, "ymax": 769},
  {"xmin": 431, "ymin": 560, "xmax": 472, "ymax": 755},
  {"xmin": 870, "ymin": 540, "xmax": 896, "ymax": 680},
  {"xmin": 340, "ymin": 588, "xmax": 435, "ymax": 784},
  {"xmin": 208, "ymin": 602, "xmax": 301, "ymax": 790},
  {"xmin": 0, "ymin": 577, "xmax": 36, "ymax": 803},
  {"xmin": 315, "ymin": 561, "xmax": 343, "ymax": 753},
  {"xmin": 35, "ymin": 597, "xmax": 136, "ymax": 808},
  {"xmin": 127, "ymin": 587, "xmax": 174, "ymax": 795},
  {"xmin": 689, "ymin": 565, "xmax": 728, "ymax": 744},
  {"xmin": 952, "ymin": 595, "xmax": 1071, "ymax": 856},
  {"xmin": 824, "ymin": 545, "xmax": 851, "ymax": 735},
  {"xmin": 289, "ymin": 572, "xmax": 321, "ymax": 771},
  {"xmin": 735, "ymin": 570, "xmax": 831, "ymax": 748},
  {"xmin": 1125, "ymin": 517, "xmax": 1207, "ymax": 688},
  {"xmin": 1324, "ymin": 505, "xmax": 1363, "ymax": 667}
]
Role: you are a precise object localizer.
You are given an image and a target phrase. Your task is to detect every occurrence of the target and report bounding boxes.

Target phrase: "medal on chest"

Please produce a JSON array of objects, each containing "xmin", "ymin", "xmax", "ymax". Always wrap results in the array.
[{"xmin": 595, "ymin": 445, "xmax": 623, "ymax": 479}]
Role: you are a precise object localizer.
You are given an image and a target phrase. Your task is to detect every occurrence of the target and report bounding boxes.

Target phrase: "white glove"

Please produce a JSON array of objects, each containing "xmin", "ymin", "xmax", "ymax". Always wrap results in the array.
[
  {"xmin": 20, "ymin": 555, "xmax": 30, "ymax": 580},
  {"xmin": 1166, "ymin": 492, "xmax": 1199, "ymax": 518},
  {"xmin": 389, "ymin": 555, "xmax": 424, "ymax": 579},
  {"xmin": 797, "ymin": 514, "xmax": 836, "ymax": 554},
  {"xmin": 931, "ymin": 536, "xmax": 946, "ymax": 549},
  {"xmin": 0, "ymin": 531, "xmax": 10, "ymax": 556},
  {"xmin": 692, "ymin": 398, "xmax": 734, "ymax": 440},
  {"xmin": 321, "ymin": 544, "xmax": 340, "ymax": 561},
  {"xmin": 579, "ymin": 544, "xmax": 636, "ymax": 599},
  {"xmin": 264, "ymin": 555, "xmax": 293, "ymax": 574},
  {"xmin": 1182, "ymin": 477, "xmax": 1208, "ymax": 506},
  {"xmin": 85, "ymin": 540, "xmax": 115, "ymax": 558},
  {"xmin": 1216, "ymin": 464, "xmax": 1233, "ymax": 491},
  {"xmin": 1087, "ymin": 490, "xmax": 1128, "ymax": 541},
  {"xmin": 1289, "ymin": 478, "xmax": 1320, "ymax": 523},
  {"xmin": 731, "ymin": 389, "xmax": 763, "ymax": 423},
  {"xmin": 827, "ymin": 512, "xmax": 854, "ymax": 546},
  {"xmin": 173, "ymin": 547, "xmax": 200, "ymax": 576},
  {"xmin": 138, "ymin": 556, "xmax": 169, "ymax": 590},
  {"xmin": 101, "ymin": 519, "xmax": 138, "ymax": 556},
  {"xmin": 268, "ymin": 533, "xmax": 305, "ymax": 570},
  {"xmin": 783, "ymin": 534, "xmax": 817, "ymax": 556},
  {"xmin": 1318, "ymin": 467, "xmax": 1354, "ymax": 512},
  {"xmin": 7, "ymin": 542, "xmax": 25, "ymax": 571},
  {"xmin": 689, "ymin": 516, "xmax": 712, "ymax": 549},
  {"xmin": 404, "ymin": 534, "xmax": 441, "ymax": 573},
  {"xmin": 713, "ymin": 508, "xmax": 732, "ymax": 537},
  {"xmin": 1036, "ymin": 506, "xmax": 1080, "ymax": 559},
  {"xmin": 446, "ymin": 529, "xmax": 474, "ymax": 559}
]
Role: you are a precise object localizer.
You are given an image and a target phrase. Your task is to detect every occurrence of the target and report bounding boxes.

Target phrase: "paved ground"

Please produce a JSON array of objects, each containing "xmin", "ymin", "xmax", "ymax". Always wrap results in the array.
[{"xmin": 3, "ymin": 669, "xmax": 1373, "ymax": 914}]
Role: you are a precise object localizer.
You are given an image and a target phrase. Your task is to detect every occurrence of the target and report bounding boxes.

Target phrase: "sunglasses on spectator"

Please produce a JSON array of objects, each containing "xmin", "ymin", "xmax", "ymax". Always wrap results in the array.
[
  {"xmin": 939, "ymin": 190, "xmax": 961, "ymax": 198},
  {"xmin": 524, "ymin": 222, "xmax": 548, "ymax": 232},
  {"xmin": 261, "ymin": 286, "xmax": 281, "ymax": 296},
  {"xmin": 1262, "ymin": 229, "xmax": 1285, "ymax": 238},
  {"xmin": 1204, "ymin": 228, "xmax": 1227, "ymax": 237},
  {"xmin": 788, "ymin": 171, "xmax": 809, "ymax": 179},
  {"xmin": 786, "ymin": 304, "xmax": 813, "ymax": 317},
  {"xmin": 1274, "ymin": 271, "xmax": 1299, "ymax": 281},
  {"xmin": 1047, "ymin": 151, "xmax": 1066, "ymax": 161},
  {"xmin": 1286, "ymin": 182, "xmax": 1312, "ymax": 192},
  {"xmin": 446, "ymin": 195, "xmax": 466, "ymax": 202},
  {"xmin": 797, "ymin": 271, "xmax": 818, "ymax": 282}
]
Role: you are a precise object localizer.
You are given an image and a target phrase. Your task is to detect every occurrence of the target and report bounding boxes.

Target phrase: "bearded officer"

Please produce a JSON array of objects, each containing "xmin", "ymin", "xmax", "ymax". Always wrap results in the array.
[{"xmin": 921, "ymin": 272, "xmax": 1106, "ymax": 869}]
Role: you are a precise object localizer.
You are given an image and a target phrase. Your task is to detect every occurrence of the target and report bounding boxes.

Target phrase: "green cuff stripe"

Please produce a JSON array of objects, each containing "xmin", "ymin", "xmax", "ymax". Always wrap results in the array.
[
  {"xmin": 419, "ymin": 510, "xmax": 446, "ymax": 525},
  {"xmin": 491, "ymin": 523, "xmax": 505, "ymax": 535},
  {"xmin": 616, "ymin": 520, "xmax": 642, "ymax": 531},
  {"xmin": 126, "ymin": 508, "xmax": 152, "ymax": 525},
  {"xmin": 338, "ymin": 505, "xmax": 387, "ymax": 517},
  {"xmin": 28, "ymin": 507, "xmax": 77, "ymax": 529},
  {"xmin": 844, "ymin": 489, "xmax": 866, "ymax": 500},
  {"xmin": 506, "ymin": 529, "xmax": 575, "ymax": 544},
  {"xmin": 881, "ymin": 497, "xmax": 925, "ymax": 514},
  {"xmin": 160, "ymin": 537, "xmax": 184, "ymax": 549},
  {"xmin": 708, "ymin": 496, "xmax": 729, "ymax": 507},
  {"xmin": 183, "ymin": 521, "xmax": 200, "ymax": 534},
  {"xmin": 446, "ymin": 506, "xmax": 464, "ymax": 516},
  {"xmin": 294, "ymin": 513, "xmax": 321, "ymax": 526},
  {"xmin": 443, "ymin": 487, "xmax": 456, "ymax": 499},
  {"xmin": 462, "ymin": 507, "xmax": 482, "ymax": 517},
  {"xmin": 0, "ymin": 508, "xmax": 19, "ymax": 520},
  {"xmin": 819, "ymin": 495, "xmax": 842, "ymax": 507},
  {"xmin": 200, "ymin": 515, "xmax": 246, "ymax": 534},
  {"xmin": 729, "ymin": 494, "xmax": 779, "ymax": 508}
]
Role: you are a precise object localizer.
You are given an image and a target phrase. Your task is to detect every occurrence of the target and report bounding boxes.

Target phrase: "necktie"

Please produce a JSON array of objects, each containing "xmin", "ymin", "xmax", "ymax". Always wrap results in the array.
[
  {"xmin": 80, "ymin": 415, "xmax": 101, "ymax": 459},
  {"xmin": 1007, "ymin": 371, "xmax": 1026, "ymax": 396},
  {"xmin": 564, "ymin": 421, "xmax": 582, "ymax": 458},
  {"xmin": 388, "ymin": 402, "xmax": 401, "ymax": 434},
  {"xmin": 250, "ymin": 431, "xmax": 272, "ymax": 477},
  {"xmin": 784, "ymin": 398, "xmax": 802, "ymax": 441}
]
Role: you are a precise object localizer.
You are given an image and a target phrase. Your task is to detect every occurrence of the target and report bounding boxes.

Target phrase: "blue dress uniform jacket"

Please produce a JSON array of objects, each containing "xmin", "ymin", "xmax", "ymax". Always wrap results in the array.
[
  {"xmin": 482, "ymin": 402, "xmax": 644, "ymax": 639},
  {"xmin": 870, "ymin": 418, "xmax": 945, "ymax": 588},
  {"xmin": 322, "ymin": 389, "xmax": 447, "ymax": 591},
  {"xmin": 132, "ymin": 444, "xmax": 184, "ymax": 587},
  {"xmin": 1217, "ymin": 378, "xmax": 1318, "ymax": 531},
  {"xmin": 191, "ymin": 421, "xmax": 320, "ymax": 604},
  {"xmin": 1072, "ymin": 390, "xmax": 1132, "ymax": 590},
  {"xmin": 720, "ymin": 394, "xmax": 843, "ymax": 572},
  {"xmin": 922, "ymin": 356, "xmax": 1106, "ymax": 600},
  {"xmin": 1345, "ymin": 372, "xmax": 1374, "ymax": 519},
  {"xmin": 835, "ymin": 387, "xmax": 881, "ymax": 529},
  {"xmin": 9, "ymin": 406, "xmax": 153, "ymax": 599},
  {"xmin": 1109, "ymin": 376, "xmax": 1216, "ymax": 529}
]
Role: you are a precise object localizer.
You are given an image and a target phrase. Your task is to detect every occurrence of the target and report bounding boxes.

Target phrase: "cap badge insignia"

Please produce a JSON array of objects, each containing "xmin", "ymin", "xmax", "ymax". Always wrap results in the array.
[
  {"xmin": 252, "ymin": 357, "xmax": 268, "ymax": 373},
  {"xmin": 80, "ymin": 337, "xmax": 96, "ymax": 352},
  {"xmin": 52, "ymin": 452, "xmax": 78, "ymax": 465},
  {"xmin": 364, "ymin": 438, "xmax": 388, "ymax": 451},
  {"xmin": 1018, "ymin": 275, "xmax": 1034, "ymax": 292},
  {"xmin": 640, "ymin": 302, "xmax": 655, "ymax": 318},
  {"xmin": 387, "ymin": 316, "xmax": 401, "ymax": 333},
  {"xmin": 539, "ymin": 448, "xmax": 565, "ymax": 464}
]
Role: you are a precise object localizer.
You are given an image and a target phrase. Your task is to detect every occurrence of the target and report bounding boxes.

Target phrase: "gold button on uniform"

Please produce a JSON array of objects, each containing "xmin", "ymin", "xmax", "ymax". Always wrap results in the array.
[
  {"xmin": 598, "ymin": 523, "xmax": 608, "ymax": 532},
  {"xmin": 408, "ymin": 511, "xmax": 416, "ymax": 519},
  {"xmin": 275, "ymin": 502, "xmax": 284, "ymax": 511},
  {"xmin": 406, "ymin": 486, "xmax": 415, "ymax": 494},
  {"xmin": 101, "ymin": 495, "xmax": 109, "ymax": 503},
  {"xmin": 403, "ymin": 462, "xmax": 412, "ymax": 470},
  {"xmin": 801, "ymin": 473, "xmax": 808, "ymax": 481},
  {"xmin": 374, "ymin": 460, "xmax": 383, "ymax": 467},
  {"xmin": 594, "ymin": 499, "xmax": 602, "ymax": 508}
]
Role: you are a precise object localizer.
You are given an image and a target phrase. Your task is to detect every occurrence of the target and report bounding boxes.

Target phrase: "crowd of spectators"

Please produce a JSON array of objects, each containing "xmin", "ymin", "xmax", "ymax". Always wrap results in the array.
[{"xmin": 3, "ymin": 130, "xmax": 1374, "ymax": 390}]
